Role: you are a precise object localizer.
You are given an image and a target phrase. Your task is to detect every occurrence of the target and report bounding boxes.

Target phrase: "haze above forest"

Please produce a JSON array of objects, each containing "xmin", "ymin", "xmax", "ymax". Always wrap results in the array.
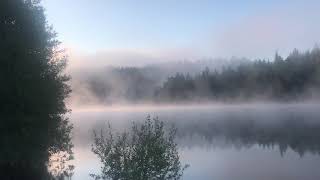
[{"xmin": 69, "ymin": 47, "xmax": 320, "ymax": 106}]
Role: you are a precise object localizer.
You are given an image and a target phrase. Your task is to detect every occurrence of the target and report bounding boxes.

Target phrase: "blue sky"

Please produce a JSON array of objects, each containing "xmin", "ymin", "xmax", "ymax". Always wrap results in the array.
[{"xmin": 42, "ymin": 0, "xmax": 320, "ymax": 66}]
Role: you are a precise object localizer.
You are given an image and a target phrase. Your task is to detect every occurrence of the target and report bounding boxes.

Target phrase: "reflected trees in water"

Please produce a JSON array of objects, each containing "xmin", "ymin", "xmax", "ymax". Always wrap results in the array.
[{"xmin": 177, "ymin": 117, "xmax": 320, "ymax": 157}]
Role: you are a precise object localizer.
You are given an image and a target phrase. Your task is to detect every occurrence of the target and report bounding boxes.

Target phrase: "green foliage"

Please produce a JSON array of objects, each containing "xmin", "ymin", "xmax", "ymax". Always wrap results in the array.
[
  {"xmin": 0, "ymin": 0, "xmax": 72, "ymax": 179},
  {"xmin": 91, "ymin": 116, "xmax": 188, "ymax": 180}
]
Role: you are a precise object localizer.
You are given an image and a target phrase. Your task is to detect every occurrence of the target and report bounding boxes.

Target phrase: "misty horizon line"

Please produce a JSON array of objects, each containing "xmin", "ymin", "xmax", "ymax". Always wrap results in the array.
[
  {"xmin": 68, "ymin": 45, "xmax": 320, "ymax": 70},
  {"xmin": 69, "ymin": 46, "xmax": 320, "ymax": 106}
]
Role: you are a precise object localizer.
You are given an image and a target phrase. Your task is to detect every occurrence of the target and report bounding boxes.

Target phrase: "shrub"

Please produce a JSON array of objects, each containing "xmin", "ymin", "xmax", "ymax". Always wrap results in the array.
[{"xmin": 91, "ymin": 116, "xmax": 188, "ymax": 180}]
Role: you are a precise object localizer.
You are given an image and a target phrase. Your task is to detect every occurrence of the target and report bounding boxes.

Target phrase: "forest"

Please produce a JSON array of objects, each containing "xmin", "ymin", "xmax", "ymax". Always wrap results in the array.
[
  {"xmin": 156, "ymin": 49, "xmax": 320, "ymax": 102},
  {"xmin": 76, "ymin": 48, "xmax": 320, "ymax": 104}
]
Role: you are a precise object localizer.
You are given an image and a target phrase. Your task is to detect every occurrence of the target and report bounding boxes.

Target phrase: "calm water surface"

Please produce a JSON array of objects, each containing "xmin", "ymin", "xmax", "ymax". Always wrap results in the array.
[{"xmin": 70, "ymin": 103, "xmax": 320, "ymax": 180}]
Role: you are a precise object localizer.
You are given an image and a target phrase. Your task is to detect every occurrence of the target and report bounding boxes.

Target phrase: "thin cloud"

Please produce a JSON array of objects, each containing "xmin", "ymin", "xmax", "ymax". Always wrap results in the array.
[{"xmin": 210, "ymin": 1, "xmax": 320, "ymax": 59}]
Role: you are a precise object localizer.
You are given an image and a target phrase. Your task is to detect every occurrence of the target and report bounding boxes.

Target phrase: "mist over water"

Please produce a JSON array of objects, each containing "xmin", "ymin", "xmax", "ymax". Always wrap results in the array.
[
  {"xmin": 4, "ymin": 1, "xmax": 320, "ymax": 179},
  {"xmin": 67, "ymin": 48, "xmax": 320, "ymax": 179},
  {"xmin": 61, "ymin": 7, "xmax": 320, "ymax": 179},
  {"xmin": 70, "ymin": 103, "xmax": 320, "ymax": 180}
]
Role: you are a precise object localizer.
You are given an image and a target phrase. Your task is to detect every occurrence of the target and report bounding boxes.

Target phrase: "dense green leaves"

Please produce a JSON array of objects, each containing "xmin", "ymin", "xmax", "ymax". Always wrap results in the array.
[{"xmin": 91, "ymin": 116, "xmax": 188, "ymax": 180}]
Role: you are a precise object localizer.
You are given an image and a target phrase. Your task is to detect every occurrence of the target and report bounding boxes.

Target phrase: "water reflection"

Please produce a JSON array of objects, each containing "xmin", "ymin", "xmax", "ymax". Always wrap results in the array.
[
  {"xmin": 176, "ymin": 117, "xmax": 320, "ymax": 156},
  {"xmin": 71, "ymin": 104, "xmax": 320, "ymax": 179},
  {"xmin": 73, "ymin": 104, "xmax": 320, "ymax": 157}
]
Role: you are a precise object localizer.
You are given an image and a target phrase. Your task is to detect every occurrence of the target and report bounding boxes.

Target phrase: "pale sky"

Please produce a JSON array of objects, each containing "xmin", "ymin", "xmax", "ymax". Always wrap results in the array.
[{"xmin": 42, "ymin": 0, "xmax": 320, "ymax": 66}]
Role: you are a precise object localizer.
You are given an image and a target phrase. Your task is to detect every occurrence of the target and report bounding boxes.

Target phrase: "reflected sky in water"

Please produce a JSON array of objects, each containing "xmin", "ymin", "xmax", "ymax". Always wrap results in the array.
[{"xmin": 71, "ymin": 103, "xmax": 320, "ymax": 180}]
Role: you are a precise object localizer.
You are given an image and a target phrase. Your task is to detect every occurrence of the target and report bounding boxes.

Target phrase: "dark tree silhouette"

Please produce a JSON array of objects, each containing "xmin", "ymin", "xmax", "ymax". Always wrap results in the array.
[
  {"xmin": 75, "ymin": 47, "xmax": 320, "ymax": 104},
  {"xmin": 156, "ymin": 47, "xmax": 320, "ymax": 102},
  {"xmin": 0, "ymin": 0, "xmax": 72, "ymax": 179}
]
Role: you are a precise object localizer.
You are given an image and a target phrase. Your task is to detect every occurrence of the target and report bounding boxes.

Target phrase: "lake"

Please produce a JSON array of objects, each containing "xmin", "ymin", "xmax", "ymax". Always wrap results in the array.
[{"xmin": 70, "ymin": 103, "xmax": 320, "ymax": 180}]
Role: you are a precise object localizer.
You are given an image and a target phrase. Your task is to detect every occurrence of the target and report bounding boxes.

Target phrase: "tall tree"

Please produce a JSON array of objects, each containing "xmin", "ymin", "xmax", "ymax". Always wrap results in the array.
[{"xmin": 0, "ymin": 0, "xmax": 72, "ymax": 179}]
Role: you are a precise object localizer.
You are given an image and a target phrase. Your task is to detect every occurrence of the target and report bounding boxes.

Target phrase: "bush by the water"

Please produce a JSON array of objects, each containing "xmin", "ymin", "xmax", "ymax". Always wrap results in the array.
[{"xmin": 91, "ymin": 116, "xmax": 188, "ymax": 180}]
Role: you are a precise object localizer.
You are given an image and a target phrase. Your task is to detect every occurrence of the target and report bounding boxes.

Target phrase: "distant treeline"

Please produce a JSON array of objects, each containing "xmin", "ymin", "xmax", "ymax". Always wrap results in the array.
[
  {"xmin": 72, "ymin": 58, "xmax": 248, "ymax": 104},
  {"xmin": 74, "ymin": 47, "xmax": 320, "ymax": 104},
  {"xmin": 155, "ymin": 48, "xmax": 320, "ymax": 102}
]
